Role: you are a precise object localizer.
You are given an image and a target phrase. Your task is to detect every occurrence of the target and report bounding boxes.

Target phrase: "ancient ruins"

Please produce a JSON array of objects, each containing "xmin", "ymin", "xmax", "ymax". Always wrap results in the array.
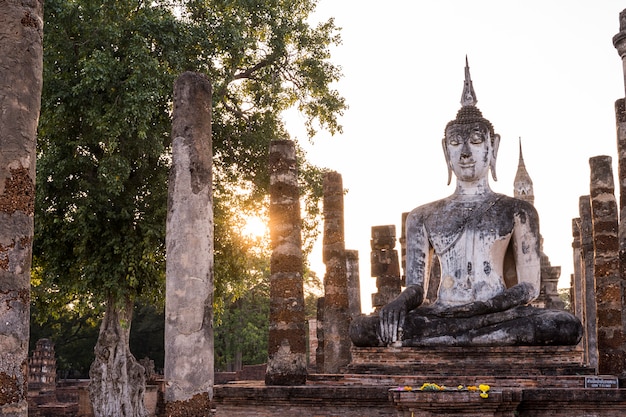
[
  {"xmin": 214, "ymin": 7, "xmax": 626, "ymax": 416},
  {"xmin": 23, "ymin": 6, "xmax": 626, "ymax": 417}
]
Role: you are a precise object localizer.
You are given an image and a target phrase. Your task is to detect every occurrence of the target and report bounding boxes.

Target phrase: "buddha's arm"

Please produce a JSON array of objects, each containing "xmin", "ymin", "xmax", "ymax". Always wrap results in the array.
[
  {"xmin": 378, "ymin": 210, "xmax": 429, "ymax": 344},
  {"xmin": 511, "ymin": 204, "xmax": 541, "ymax": 301}
]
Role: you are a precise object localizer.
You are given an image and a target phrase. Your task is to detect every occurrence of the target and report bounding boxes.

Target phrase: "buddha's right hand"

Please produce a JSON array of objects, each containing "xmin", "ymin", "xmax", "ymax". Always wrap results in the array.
[
  {"xmin": 379, "ymin": 297, "xmax": 406, "ymax": 345},
  {"xmin": 377, "ymin": 285, "xmax": 424, "ymax": 345}
]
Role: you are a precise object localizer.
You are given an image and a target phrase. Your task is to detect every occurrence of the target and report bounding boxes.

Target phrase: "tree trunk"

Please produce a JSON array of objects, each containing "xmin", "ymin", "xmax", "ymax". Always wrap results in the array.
[
  {"xmin": 89, "ymin": 297, "xmax": 148, "ymax": 417},
  {"xmin": 0, "ymin": 2, "xmax": 43, "ymax": 417}
]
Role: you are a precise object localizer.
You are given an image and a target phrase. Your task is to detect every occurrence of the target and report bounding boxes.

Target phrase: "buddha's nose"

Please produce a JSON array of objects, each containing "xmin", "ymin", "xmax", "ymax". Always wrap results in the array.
[{"xmin": 461, "ymin": 142, "xmax": 471, "ymax": 158}]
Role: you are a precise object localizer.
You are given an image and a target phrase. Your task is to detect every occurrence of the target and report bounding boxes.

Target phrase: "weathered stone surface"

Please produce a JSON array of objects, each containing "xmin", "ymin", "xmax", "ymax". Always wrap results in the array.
[
  {"xmin": 0, "ymin": 2, "xmax": 43, "ymax": 416},
  {"xmin": 347, "ymin": 346, "xmax": 589, "ymax": 377},
  {"xmin": 213, "ymin": 375, "xmax": 626, "ymax": 417},
  {"xmin": 370, "ymin": 225, "xmax": 402, "ymax": 310},
  {"xmin": 615, "ymin": 98, "xmax": 626, "ymax": 352},
  {"xmin": 345, "ymin": 249, "xmax": 362, "ymax": 319},
  {"xmin": 315, "ymin": 297, "xmax": 325, "ymax": 372},
  {"xmin": 571, "ymin": 219, "xmax": 586, "ymax": 355},
  {"xmin": 579, "ymin": 196, "xmax": 599, "ymax": 369},
  {"xmin": 165, "ymin": 72, "xmax": 214, "ymax": 410},
  {"xmin": 589, "ymin": 155, "xmax": 626, "ymax": 376},
  {"xmin": 214, "ymin": 383, "xmax": 393, "ymax": 417},
  {"xmin": 321, "ymin": 171, "xmax": 351, "ymax": 373},
  {"xmin": 265, "ymin": 140, "xmax": 307, "ymax": 386},
  {"xmin": 390, "ymin": 389, "xmax": 522, "ymax": 417}
]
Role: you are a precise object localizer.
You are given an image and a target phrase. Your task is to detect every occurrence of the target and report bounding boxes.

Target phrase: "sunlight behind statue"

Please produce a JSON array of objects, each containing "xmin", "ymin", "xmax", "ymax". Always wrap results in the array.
[{"xmin": 350, "ymin": 58, "xmax": 582, "ymax": 347}]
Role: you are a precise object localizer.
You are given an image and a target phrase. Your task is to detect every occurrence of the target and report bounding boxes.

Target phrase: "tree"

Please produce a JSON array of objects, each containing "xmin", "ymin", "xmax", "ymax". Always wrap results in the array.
[
  {"xmin": 35, "ymin": 1, "xmax": 344, "ymax": 416},
  {"xmin": 0, "ymin": 2, "xmax": 43, "ymax": 417}
]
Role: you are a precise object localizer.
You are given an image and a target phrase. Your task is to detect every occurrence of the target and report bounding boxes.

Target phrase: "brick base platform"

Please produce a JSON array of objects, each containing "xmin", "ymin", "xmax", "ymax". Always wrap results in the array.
[
  {"xmin": 213, "ymin": 379, "xmax": 626, "ymax": 417},
  {"xmin": 346, "ymin": 345, "xmax": 592, "ymax": 377},
  {"xmin": 213, "ymin": 345, "xmax": 626, "ymax": 416}
]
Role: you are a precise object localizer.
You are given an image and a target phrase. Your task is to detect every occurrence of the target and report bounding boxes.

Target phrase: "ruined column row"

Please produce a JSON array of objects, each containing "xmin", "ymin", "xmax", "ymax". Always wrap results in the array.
[
  {"xmin": 265, "ymin": 147, "xmax": 361, "ymax": 379},
  {"xmin": 567, "ymin": 14, "xmax": 626, "ymax": 377}
]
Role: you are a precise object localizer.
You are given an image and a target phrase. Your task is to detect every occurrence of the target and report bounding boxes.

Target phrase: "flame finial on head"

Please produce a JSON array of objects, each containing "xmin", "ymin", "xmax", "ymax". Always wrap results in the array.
[
  {"xmin": 445, "ymin": 57, "xmax": 494, "ymax": 138},
  {"xmin": 461, "ymin": 55, "xmax": 477, "ymax": 107},
  {"xmin": 443, "ymin": 57, "xmax": 499, "ymax": 185}
]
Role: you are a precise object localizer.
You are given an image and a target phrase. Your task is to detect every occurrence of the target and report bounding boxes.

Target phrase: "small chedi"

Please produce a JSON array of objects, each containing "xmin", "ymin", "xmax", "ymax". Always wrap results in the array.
[{"xmin": 350, "ymin": 58, "xmax": 582, "ymax": 348}]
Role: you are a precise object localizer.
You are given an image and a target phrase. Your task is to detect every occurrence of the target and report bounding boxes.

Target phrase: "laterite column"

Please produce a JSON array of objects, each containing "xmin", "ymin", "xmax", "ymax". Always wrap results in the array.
[
  {"xmin": 589, "ymin": 156, "xmax": 625, "ymax": 376},
  {"xmin": 579, "ymin": 196, "xmax": 598, "ymax": 369},
  {"xmin": 265, "ymin": 139, "xmax": 307, "ymax": 385},
  {"xmin": 322, "ymin": 171, "xmax": 351, "ymax": 373}
]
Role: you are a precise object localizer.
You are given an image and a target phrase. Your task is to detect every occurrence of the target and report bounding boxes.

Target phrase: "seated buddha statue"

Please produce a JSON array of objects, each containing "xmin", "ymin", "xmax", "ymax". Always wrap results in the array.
[{"xmin": 349, "ymin": 60, "xmax": 582, "ymax": 347}]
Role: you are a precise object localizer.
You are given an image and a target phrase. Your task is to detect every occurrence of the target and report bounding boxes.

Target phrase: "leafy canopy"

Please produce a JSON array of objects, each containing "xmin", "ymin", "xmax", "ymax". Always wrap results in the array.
[{"xmin": 35, "ymin": 0, "xmax": 345, "ymax": 314}]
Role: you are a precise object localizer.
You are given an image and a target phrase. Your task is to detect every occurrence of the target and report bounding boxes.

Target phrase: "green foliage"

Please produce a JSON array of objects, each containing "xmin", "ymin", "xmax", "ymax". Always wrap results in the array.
[
  {"xmin": 129, "ymin": 303, "xmax": 165, "ymax": 371},
  {"xmin": 30, "ymin": 270, "xmax": 102, "ymax": 378},
  {"xmin": 34, "ymin": 0, "xmax": 345, "ymax": 319},
  {"xmin": 214, "ymin": 277, "xmax": 270, "ymax": 371}
]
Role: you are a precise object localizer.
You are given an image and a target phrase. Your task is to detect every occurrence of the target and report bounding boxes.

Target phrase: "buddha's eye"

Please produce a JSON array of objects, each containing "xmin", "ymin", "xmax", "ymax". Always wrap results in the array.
[
  {"xmin": 448, "ymin": 135, "xmax": 462, "ymax": 145},
  {"xmin": 470, "ymin": 130, "xmax": 484, "ymax": 144}
]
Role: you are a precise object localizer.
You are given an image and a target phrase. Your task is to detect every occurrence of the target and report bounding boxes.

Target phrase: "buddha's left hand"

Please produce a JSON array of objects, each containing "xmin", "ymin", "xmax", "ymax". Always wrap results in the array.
[{"xmin": 437, "ymin": 300, "xmax": 491, "ymax": 318}]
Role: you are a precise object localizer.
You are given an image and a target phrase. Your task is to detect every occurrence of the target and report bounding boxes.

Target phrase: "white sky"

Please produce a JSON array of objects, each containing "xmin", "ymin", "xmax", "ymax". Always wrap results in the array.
[{"xmin": 285, "ymin": 1, "xmax": 626, "ymax": 313}]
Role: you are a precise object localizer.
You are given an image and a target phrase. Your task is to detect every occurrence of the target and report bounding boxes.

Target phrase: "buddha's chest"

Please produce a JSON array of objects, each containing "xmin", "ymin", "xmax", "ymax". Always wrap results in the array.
[{"xmin": 425, "ymin": 203, "xmax": 514, "ymax": 255}]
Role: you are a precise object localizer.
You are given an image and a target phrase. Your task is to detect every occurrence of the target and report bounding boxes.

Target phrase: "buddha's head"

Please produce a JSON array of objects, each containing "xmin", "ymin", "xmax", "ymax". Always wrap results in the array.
[
  {"xmin": 443, "ymin": 106, "xmax": 500, "ymax": 185},
  {"xmin": 442, "ymin": 59, "xmax": 500, "ymax": 185}
]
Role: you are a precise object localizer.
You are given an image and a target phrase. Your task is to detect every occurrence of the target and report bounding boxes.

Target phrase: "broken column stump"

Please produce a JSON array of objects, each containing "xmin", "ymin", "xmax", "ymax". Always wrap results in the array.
[
  {"xmin": 579, "ymin": 196, "xmax": 599, "ymax": 370},
  {"xmin": 165, "ymin": 72, "xmax": 214, "ymax": 416},
  {"xmin": 370, "ymin": 225, "xmax": 402, "ymax": 310},
  {"xmin": 265, "ymin": 139, "xmax": 307, "ymax": 385},
  {"xmin": 571, "ymin": 218, "xmax": 587, "ymax": 362},
  {"xmin": 614, "ymin": 98, "xmax": 626, "ymax": 339},
  {"xmin": 346, "ymin": 249, "xmax": 362, "ymax": 319}
]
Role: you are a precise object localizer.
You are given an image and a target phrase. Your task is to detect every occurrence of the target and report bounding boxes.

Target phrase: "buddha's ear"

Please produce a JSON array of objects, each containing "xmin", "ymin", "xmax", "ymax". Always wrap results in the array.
[
  {"xmin": 442, "ymin": 137, "xmax": 452, "ymax": 185},
  {"xmin": 490, "ymin": 133, "xmax": 500, "ymax": 182}
]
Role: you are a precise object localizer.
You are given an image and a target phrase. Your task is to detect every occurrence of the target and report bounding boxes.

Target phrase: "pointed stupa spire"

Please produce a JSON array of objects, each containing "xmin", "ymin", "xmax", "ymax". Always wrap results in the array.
[
  {"xmin": 461, "ymin": 55, "xmax": 478, "ymax": 107},
  {"xmin": 514, "ymin": 137, "xmax": 535, "ymax": 205}
]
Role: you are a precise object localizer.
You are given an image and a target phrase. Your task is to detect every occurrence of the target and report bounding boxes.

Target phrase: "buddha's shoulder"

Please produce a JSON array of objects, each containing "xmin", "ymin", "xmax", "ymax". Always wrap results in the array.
[
  {"xmin": 493, "ymin": 194, "xmax": 538, "ymax": 214},
  {"xmin": 406, "ymin": 196, "xmax": 454, "ymax": 220},
  {"xmin": 406, "ymin": 194, "xmax": 538, "ymax": 220}
]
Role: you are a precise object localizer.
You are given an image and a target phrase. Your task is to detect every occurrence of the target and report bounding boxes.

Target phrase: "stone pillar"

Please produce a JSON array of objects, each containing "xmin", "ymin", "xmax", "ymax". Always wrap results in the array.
[
  {"xmin": 615, "ymin": 99, "xmax": 626, "ymax": 337},
  {"xmin": 265, "ymin": 139, "xmax": 307, "ymax": 385},
  {"xmin": 315, "ymin": 297, "xmax": 325, "ymax": 372},
  {"xmin": 572, "ymin": 218, "xmax": 587, "ymax": 366},
  {"xmin": 322, "ymin": 171, "xmax": 351, "ymax": 373},
  {"xmin": 541, "ymin": 254, "xmax": 564, "ymax": 310},
  {"xmin": 572, "ymin": 219, "xmax": 584, "ymax": 323},
  {"xmin": 579, "ymin": 196, "xmax": 598, "ymax": 370},
  {"xmin": 165, "ymin": 72, "xmax": 214, "ymax": 415},
  {"xmin": 346, "ymin": 249, "xmax": 362, "ymax": 319},
  {"xmin": 589, "ymin": 156, "xmax": 625, "ymax": 376},
  {"xmin": 370, "ymin": 225, "xmax": 402, "ymax": 310},
  {"xmin": 612, "ymin": 9, "xmax": 626, "ymax": 98}
]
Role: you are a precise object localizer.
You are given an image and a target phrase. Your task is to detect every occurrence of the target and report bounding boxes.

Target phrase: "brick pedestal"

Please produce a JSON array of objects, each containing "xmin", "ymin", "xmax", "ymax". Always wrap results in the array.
[
  {"xmin": 347, "ymin": 346, "xmax": 590, "ymax": 377},
  {"xmin": 389, "ymin": 389, "xmax": 521, "ymax": 417}
]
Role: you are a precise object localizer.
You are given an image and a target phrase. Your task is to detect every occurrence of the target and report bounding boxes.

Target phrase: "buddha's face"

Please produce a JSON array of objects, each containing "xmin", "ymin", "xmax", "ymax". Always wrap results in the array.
[{"xmin": 444, "ymin": 122, "xmax": 492, "ymax": 182}]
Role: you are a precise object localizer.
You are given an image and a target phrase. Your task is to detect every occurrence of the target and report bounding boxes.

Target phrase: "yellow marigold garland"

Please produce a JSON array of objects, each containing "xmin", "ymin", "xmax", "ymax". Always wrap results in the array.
[{"xmin": 394, "ymin": 383, "xmax": 491, "ymax": 399}]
